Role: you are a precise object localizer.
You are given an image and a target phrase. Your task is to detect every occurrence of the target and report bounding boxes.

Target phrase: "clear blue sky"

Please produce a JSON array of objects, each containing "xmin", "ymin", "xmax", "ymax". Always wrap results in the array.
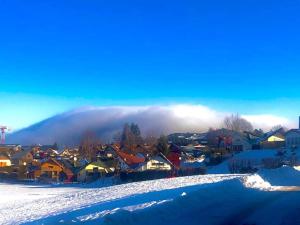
[{"xmin": 1, "ymin": 0, "xmax": 300, "ymax": 129}]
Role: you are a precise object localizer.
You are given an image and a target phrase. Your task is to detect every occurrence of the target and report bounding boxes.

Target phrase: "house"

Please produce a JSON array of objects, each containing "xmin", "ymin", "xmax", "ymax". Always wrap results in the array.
[
  {"xmin": 40, "ymin": 159, "xmax": 63, "ymax": 181},
  {"xmin": 168, "ymin": 133, "xmax": 203, "ymax": 146},
  {"xmin": 97, "ymin": 145, "xmax": 118, "ymax": 159},
  {"xmin": 77, "ymin": 158, "xmax": 117, "ymax": 182},
  {"xmin": 0, "ymin": 154, "xmax": 11, "ymax": 167},
  {"xmin": 285, "ymin": 117, "xmax": 300, "ymax": 149},
  {"xmin": 167, "ymin": 144, "xmax": 181, "ymax": 169},
  {"xmin": 59, "ymin": 159, "xmax": 76, "ymax": 182},
  {"xmin": 11, "ymin": 147, "xmax": 33, "ymax": 166},
  {"xmin": 60, "ymin": 148, "xmax": 80, "ymax": 159},
  {"xmin": 27, "ymin": 164, "xmax": 41, "ymax": 179},
  {"xmin": 113, "ymin": 146, "xmax": 145, "ymax": 171},
  {"xmin": 180, "ymin": 155, "xmax": 206, "ymax": 171},
  {"xmin": 45, "ymin": 148, "xmax": 59, "ymax": 157},
  {"xmin": 244, "ymin": 131, "xmax": 262, "ymax": 149},
  {"xmin": 259, "ymin": 128, "xmax": 285, "ymax": 149},
  {"xmin": 0, "ymin": 144, "xmax": 21, "ymax": 157},
  {"xmin": 40, "ymin": 159, "xmax": 74, "ymax": 182},
  {"xmin": 31, "ymin": 144, "xmax": 59, "ymax": 159},
  {"xmin": 206, "ymin": 129, "xmax": 251, "ymax": 151},
  {"xmin": 182, "ymin": 144, "xmax": 207, "ymax": 157},
  {"xmin": 138, "ymin": 153, "xmax": 173, "ymax": 171},
  {"xmin": 286, "ymin": 129, "xmax": 300, "ymax": 148}
]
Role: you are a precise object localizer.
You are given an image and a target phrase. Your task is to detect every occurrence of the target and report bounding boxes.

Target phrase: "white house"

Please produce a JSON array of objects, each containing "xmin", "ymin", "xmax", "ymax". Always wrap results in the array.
[{"xmin": 138, "ymin": 154, "xmax": 173, "ymax": 171}]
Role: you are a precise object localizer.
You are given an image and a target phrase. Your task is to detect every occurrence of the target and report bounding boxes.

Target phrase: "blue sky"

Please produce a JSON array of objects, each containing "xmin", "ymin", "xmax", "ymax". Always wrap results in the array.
[{"xmin": 1, "ymin": 0, "xmax": 300, "ymax": 129}]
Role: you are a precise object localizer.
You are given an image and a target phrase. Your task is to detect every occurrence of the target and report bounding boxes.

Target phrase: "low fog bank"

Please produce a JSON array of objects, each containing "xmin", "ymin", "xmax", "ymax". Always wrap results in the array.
[{"xmin": 6, "ymin": 104, "xmax": 292, "ymax": 145}]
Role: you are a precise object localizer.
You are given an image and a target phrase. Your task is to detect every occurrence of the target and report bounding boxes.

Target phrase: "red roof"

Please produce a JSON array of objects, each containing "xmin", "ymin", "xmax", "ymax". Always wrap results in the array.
[{"xmin": 113, "ymin": 146, "xmax": 145, "ymax": 165}]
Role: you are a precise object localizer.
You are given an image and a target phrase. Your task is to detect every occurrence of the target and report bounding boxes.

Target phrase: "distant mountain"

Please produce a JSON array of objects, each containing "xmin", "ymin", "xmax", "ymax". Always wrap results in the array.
[{"xmin": 6, "ymin": 105, "xmax": 222, "ymax": 146}]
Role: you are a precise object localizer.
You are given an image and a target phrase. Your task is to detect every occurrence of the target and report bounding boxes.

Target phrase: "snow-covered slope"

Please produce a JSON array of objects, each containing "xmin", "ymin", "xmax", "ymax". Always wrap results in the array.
[
  {"xmin": 0, "ymin": 174, "xmax": 243, "ymax": 225},
  {"xmin": 2, "ymin": 165, "xmax": 300, "ymax": 225}
]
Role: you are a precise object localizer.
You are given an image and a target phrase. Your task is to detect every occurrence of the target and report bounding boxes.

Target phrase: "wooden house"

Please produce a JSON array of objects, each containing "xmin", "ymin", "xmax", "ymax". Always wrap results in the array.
[
  {"xmin": 40, "ymin": 159, "xmax": 74, "ymax": 182},
  {"xmin": 0, "ymin": 154, "xmax": 11, "ymax": 167}
]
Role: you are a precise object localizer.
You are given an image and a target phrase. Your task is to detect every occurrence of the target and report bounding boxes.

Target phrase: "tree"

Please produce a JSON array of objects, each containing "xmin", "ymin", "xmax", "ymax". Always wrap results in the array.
[
  {"xmin": 121, "ymin": 123, "xmax": 143, "ymax": 148},
  {"xmin": 271, "ymin": 125, "xmax": 287, "ymax": 132},
  {"xmin": 253, "ymin": 129, "xmax": 264, "ymax": 137},
  {"xmin": 130, "ymin": 123, "xmax": 141, "ymax": 137},
  {"xmin": 112, "ymin": 131, "xmax": 122, "ymax": 144},
  {"xmin": 157, "ymin": 135, "xmax": 169, "ymax": 156},
  {"xmin": 130, "ymin": 123, "xmax": 143, "ymax": 145},
  {"xmin": 144, "ymin": 135, "xmax": 157, "ymax": 146},
  {"xmin": 121, "ymin": 123, "xmax": 135, "ymax": 148},
  {"xmin": 79, "ymin": 130, "xmax": 102, "ymax": 162},
  {"xmin": 223, "ymin": 114, "xmax": 253, "ymax": 133}
]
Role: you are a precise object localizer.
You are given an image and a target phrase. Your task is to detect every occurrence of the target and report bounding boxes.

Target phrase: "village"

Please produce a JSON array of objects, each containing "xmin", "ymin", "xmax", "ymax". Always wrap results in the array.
[{"xmin": 1, "ymin": 115, "xmax": 299, "ymax": 185}]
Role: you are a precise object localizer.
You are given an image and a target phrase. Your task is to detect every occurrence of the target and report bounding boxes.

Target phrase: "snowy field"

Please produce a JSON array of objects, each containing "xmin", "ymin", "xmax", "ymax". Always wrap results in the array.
[
  {"xmin": 2, "ymin": 150, "xmax": 300, "ymax": 225},
  {"xmin": 2, "ymin": 171, "xmax": 300, "ymax": 225},
  {"xmin": 0, "ymin": 174, "xmax": 244, "ymax": 225}
]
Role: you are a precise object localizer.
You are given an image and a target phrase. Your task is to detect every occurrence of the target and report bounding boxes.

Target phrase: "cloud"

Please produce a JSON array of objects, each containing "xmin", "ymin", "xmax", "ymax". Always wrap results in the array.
[
  {"xmin": 6, "ymin": 104, "xmax": 293, "ymax": 145},
  {"xmin": 242, "ymin": 114, "xmax": 292, "ymax": 130}
]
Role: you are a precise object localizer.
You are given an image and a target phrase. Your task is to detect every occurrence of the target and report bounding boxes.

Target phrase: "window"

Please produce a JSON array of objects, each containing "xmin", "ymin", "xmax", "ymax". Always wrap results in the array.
[{"xmin": 152, "ymin": 162, "xmax": 165, "ymax": 167}]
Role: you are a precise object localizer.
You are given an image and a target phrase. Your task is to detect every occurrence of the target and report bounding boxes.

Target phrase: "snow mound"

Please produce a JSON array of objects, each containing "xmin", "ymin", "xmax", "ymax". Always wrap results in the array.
[{"xmin": 242, "ymin": 174, "xmax": 272, "ymax": 190}]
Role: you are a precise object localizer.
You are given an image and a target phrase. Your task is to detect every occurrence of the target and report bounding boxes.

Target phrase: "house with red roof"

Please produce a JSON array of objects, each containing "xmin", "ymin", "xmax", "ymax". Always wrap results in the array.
[{"xmin": 113, "ymin": 146, "xmax": 145, "ymax": 171}]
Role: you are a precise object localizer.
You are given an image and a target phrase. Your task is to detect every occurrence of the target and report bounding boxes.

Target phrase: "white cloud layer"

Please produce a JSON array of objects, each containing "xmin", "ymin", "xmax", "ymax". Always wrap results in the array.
[{"xmin": 6, "ymin": 104, "xmax": 294, "ymax": 145}]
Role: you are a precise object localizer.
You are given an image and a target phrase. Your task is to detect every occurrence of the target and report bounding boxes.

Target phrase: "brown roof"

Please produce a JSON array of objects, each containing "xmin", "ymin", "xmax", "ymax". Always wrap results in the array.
[{"xmin": 0, "ymin": 155, "xmax": 10, "ymax": 160}]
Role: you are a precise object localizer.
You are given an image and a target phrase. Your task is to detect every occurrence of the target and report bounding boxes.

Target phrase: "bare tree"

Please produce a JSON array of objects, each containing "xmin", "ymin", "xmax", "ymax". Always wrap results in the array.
[
  {"xmin": 144, "ymin": 130, "xmax": 157, "ymax": 146},
  {"xmin": 271, "ymin": 125, "xmax": 287, "ymax": 132},
  {"xmin": 223, "ymin": 114, "xmax": 253, "ymax": 133},
  {"xmin": 79, "ymin": 130, "xmax": 102, "ymax": 162}
]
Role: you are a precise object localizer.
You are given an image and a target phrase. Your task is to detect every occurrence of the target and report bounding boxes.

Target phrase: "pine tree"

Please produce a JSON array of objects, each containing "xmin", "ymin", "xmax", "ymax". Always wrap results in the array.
[
  {"xmin": 121, "ymin": 123, "xmax": 144, "ymax": 148},
  {"xmin": 121, "ymin": 123, "xmax": 135, "ymax": 148}
]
